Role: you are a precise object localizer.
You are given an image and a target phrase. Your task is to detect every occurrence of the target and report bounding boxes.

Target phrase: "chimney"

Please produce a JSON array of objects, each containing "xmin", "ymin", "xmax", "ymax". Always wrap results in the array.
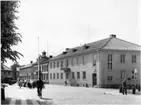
[
  {"xmin": 66, "ymin": 48, "xmax": 70, "ymax": 50},
  {"xmin": 42, "ymin": 51, "xmax": 46, "ymax": 57},
  {"xmin": 110, "ymin": 34, "xmax": 116, "ymax": 38},
  {"xmin": 49, "ymin": 55, "xmax": 53, "ymax": 58}
]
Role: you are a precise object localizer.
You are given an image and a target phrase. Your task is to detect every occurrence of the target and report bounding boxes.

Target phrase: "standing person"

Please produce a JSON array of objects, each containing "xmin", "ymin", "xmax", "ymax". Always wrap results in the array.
[
  {"xmin": 36, "ymin": 78, "xmax": 44, "ymax": 98},
  {"xmin": 122, "ymin": 78, "xmax": 127, "ymax": 95},
  {"xmin": 65, "ymin": 80, "xmax": 67, "ymax": 86}
]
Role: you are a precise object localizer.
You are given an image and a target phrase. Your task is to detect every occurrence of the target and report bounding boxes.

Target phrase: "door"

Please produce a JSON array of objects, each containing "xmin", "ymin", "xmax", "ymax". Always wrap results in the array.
[{"xmin": 92, "ymin": 73, "xmax": 97, "ymax": 86}]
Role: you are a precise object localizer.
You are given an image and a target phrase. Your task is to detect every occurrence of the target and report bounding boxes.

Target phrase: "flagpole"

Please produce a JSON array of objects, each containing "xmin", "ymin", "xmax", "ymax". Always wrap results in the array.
[{"xmin": 38, "ymin": 37, "xmax": 40, "ymax": 79}]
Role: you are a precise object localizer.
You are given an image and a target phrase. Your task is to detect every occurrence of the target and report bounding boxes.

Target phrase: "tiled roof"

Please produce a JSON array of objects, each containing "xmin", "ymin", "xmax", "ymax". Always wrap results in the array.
[{"xmin": 50, "ymin": 35, "xmax": 141, "ymax": 61}]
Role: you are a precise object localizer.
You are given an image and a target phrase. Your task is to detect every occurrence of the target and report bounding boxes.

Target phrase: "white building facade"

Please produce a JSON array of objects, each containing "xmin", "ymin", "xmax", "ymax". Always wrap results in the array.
[{"xmin": 49, "ymin": 35, "xmax": 141, "ymax": 87}]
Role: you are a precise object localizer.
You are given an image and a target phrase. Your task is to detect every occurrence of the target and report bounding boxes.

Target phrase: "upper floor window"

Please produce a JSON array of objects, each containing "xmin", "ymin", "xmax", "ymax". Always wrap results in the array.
[
  {"xmin": 61, "ymin": 60, "xmax": 63, "ymax": 68},
  {"xmin": 108, "ymin": 54, "xmax": 112, "ymax": 62},
  {"xmin": 121, "ymin": 54, "xmax": 125, "ymax": 63},
  {"xmin": 71, "ymin": 58, "xmax": 74, "ymax": 66},
  {"xmin": 132, "ymin": 55, "xmax": 136, "ymax": 63},
  {"xmin": 53, "ymin": 62, "xmax": 56, "ymax": 68},
  {"xmin": 57, "ymin": 61, "xmax": 59, "ymax": 68},
  {"xmin": 93, "ymin": 54, "xmax": 96, "ymax": 66},
  {"xmin": 82, "ymin": 71, "xmax": 86, "ymax": 79},
  {"xmin": 77, "ymin": 57, "xmax": 79, "ymax": 66},
  {"xmin": 50, "ymin": 62, "xmax": 52, "ymax": 69},
  {"xmin": 82, "ymin": 56, "xmax": 85, "ymax": 65},
  {"xmin": 108, "ymin": 54, "xmax": 112, "ymax": 70},
  {"xmin": 66, "ymin": 59, "xmax": 69, "ymax": 67}
]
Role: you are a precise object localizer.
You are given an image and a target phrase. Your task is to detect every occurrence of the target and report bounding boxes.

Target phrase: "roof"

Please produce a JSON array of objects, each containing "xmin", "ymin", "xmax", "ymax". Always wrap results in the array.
[
  {"xmin": 50, "ymin": 35, "xmax": 141, "ymax": 61},
  {"xmin": 1, "ymin": 65, "xmax": 12, "ymax": 71}
]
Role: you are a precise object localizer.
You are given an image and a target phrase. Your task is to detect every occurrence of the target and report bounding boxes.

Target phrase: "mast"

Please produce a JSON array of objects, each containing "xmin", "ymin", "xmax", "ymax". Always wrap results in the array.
[{"xmin": 38, "ymin": 37, "xmax": 40, "ymax": 79}]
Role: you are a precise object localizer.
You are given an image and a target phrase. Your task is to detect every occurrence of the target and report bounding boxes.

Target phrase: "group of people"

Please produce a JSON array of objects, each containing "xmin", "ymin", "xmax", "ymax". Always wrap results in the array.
[{"xmin": 18, "ymin": 78, "xmax": 44, "ymax": 98}]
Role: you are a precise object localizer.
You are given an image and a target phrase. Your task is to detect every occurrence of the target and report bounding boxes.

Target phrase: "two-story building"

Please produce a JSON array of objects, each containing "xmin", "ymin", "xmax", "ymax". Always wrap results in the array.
[
  {"xmin": 48, "ymin": 35, "xmax": 141, "ymax": 88},
  {"xmin": 19, "ymin": 51, "xmax": 49, "ymax": 83}
]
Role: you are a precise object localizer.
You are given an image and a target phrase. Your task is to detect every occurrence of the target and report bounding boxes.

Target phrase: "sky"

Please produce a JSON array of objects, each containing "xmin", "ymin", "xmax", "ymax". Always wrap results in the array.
[{"xmin": 5, "ymin": 0, "xmax": 140, "ymax": 67}]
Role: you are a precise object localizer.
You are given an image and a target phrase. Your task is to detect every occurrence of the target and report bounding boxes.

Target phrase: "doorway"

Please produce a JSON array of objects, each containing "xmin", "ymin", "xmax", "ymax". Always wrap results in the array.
[{"xmin": 92, "ymin": 73, "xmax": 97, "ymax": 87}]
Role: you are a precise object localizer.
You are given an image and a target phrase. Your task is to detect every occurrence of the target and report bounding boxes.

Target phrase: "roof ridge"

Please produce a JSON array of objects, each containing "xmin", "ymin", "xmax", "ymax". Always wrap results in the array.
[{"xmin": 100, "ymin": 37, "xmax": 113, "ymax": 49}]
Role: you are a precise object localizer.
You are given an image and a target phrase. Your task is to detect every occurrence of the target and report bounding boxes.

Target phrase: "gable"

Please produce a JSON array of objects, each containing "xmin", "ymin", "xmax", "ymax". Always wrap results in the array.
[{"xmin": 102, "ymin": 38, "xmax": 141, "ymax": 51}]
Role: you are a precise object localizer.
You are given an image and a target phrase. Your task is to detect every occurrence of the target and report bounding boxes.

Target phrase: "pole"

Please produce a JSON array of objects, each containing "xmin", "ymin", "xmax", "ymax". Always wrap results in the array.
[{"xmin": 38, "ymin": 37, "xmax": 40, "ymax": 79}]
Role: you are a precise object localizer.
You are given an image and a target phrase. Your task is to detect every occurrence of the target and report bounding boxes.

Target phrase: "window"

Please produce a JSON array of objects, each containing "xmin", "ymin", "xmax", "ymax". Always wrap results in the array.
[
  {"xmin": 66, "ymin": 73, "xmax": 69, "ymax": 79},
  {"xmin": 8, "ymin": 72, "xmax": 10, "ymax": 76},
  {"xmin": 107, "ymin": 76, "xmax": 113, "ymax": 81},
  {"xmin": 77, "ymin": 57, "xmax": 79, "ymax": 65},
  {"xmin": 72, "ymin": 72, "xmax": 75, "ymax": 79},
  {"xmin": 53, "ymin": 73, "xmax": 55, "ymax": 79},
  {"xmin": 61, "ymin": 60, "xmax": 63, "ymax": 68},
  {"xmin": 132, "ymin": 71, "xmax": 134, "ymax": 79},
  {"xmin": 71, "ymin": 58, "xmax": 74, "ymax": 66},
  {"xmin": 121, "ymin": 54, "xmax": 125, "ymax": 63},
  {"xmin": 57, "ymin": 73, "xmax": 59, "ymax": 79},
  {"xmin": 53, "ymin": 62, "xmax": 56, "ymax": 68},
  {"xmin": 50, "ymin": 62, "xmax": 52, "ymax": 69},
  {"xmin": 93, "ymin": 54, "xmax": 96, "ymax": 66},
  {"xmin": 107, "ymin": 54, "xmax": 112, "ymax": 70},
  {"xmin": 108, "ymin": 54, "xmax": 112, "ymax": 62},
  {"xmin": 132, "ymin": 55, "xmax": 136, "ymax": 63},
  {"xmin": 82, "ymin": 56, "xmax": 85, "ymax": 65},
  {"xmin": 77, "ymin": 72, "xmax": 80, "ymax": 79},
  {"xmin": 50, "ymin": 73, "xmax": 52, "ymax": 79},
  {"xmin": 82, "ymin": 71, "xmax": 86, "ymax": 79},
  {"xmin": 57, "ymin": 61, "xmax": 59, "ymax": 68},
  {"xmin": 66, "ymin": 59, "xmax": 69, "ymax": 67},
  {"xmin": 108, "ymin": 62, "xmax": 112, "ymax": 70},
  {"xmin": 121, "ymin": 71, "xmax": 126, "ymax": 79},
  {"xmin": 61, "ymin": 73, "xmax": 63, "ymax": 79}
]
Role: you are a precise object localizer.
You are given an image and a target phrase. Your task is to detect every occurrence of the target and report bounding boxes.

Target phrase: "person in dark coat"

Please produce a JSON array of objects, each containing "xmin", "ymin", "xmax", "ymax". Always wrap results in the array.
[
  {"xmin": 122, "ymin": 78, "xmax": 127, "ymax": 95},
  {"xmin": 36, "ymin": 78, "xmax": 44, "ymax": 97}
]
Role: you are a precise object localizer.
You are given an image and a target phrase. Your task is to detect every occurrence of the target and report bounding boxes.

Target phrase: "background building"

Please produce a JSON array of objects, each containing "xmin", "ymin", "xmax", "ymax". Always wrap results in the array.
[
  {"xmin": 19, "ymin": 51, "xmax": 49, "ymax": 83},
  {"xmin": 48, "ymin": 35, "xmax": 141, "ymax": 88}
]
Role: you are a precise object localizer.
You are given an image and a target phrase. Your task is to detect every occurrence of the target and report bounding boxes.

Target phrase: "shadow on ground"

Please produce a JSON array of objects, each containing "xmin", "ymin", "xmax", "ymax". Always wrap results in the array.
[{"xmin": 1, "ymin": 97, "xmax": 54, "ymax": 105}]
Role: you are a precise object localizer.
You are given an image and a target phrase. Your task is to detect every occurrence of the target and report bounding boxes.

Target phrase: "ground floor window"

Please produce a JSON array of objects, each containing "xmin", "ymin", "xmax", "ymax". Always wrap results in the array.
[
  {"xmin": 77, "ymin": 72, "xmax": 80, "ymax": 79},
  {"xmin": 82, "ymin": 71, "xmax": 86, "ymax": 79},
  {"xmin": 66, "ymin": 73, "xmax": 68, "ymax": 79},
  {"xmin": 61, "ymin": 73, "xmax": 63, "ymax": 79},
  {"xmin": 50, "ymin": 73, "xmax": 52, "ymax": 79},
  {"xmin": 53, "ymin": 73, "xmax": 55, "ymax": 79},
  {"xmin": 107, "ymin": 76, "xmax": 113, "ymax": 81},
  {"xmin": 57, "ymin": 73, "xmax": 59, "ymax": 79},
  {"xmin": 72, "ymin": 72, "xmax": 75, "ymax": 79}
]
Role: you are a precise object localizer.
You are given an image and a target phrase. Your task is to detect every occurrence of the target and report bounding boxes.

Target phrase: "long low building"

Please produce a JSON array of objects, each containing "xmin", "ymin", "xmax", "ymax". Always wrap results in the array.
[{"xmin": 48, "ymin": 35, "xmax": 141, "ymax": 88}]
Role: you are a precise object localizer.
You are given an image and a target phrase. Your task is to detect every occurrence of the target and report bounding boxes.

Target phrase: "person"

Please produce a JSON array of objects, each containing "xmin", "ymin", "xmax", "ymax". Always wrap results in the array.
[
  {"xmin": 122, "ymin": 78, "xmax": 127, "ymax": 95},
  {"xmin": 65, "ymin": 80, "xmax": 67, "ymax": 86},
  {"xmin": 36, "ymin": 78, "xmax": 44, "ymax": 98},
  {"xmin": 18, "ymin": 79, "xmax": 21, "ymax": 88}
]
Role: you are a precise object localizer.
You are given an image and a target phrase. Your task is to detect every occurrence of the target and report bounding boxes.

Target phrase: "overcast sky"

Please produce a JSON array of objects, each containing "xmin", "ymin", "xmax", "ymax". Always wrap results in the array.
[{"xmin": 5, "ymin": 0, "xmax": 140, "ymax": 67}]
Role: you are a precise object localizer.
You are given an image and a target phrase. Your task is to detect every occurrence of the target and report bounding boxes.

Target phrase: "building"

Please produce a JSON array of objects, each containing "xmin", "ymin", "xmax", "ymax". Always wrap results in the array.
[
  {"xmin": 48, "ymin": 35, "xmax": 141, "ymax": 88},
  {"xmin": 1, "ymin": 65, "xmax": 13, "ymax": 79},
  {"xmin": 19, "ymin": 51, "xmax": 49, "ymax": 82}
]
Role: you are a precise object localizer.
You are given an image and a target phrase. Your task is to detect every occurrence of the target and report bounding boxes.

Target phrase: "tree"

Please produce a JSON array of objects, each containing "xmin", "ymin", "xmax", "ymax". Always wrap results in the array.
[
  {"xmin": 1, "ymin": 1, "xmax": 23, "ymax": 63},
  {"xmin": 11, "ymin": 62, "xmax": 20, "ymax": 80}
]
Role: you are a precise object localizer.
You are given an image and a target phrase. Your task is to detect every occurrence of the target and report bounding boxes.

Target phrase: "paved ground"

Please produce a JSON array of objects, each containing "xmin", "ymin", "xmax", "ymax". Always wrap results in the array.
[{"xmin": 2, "ymin": 84, "xmax": 141, "ymax": 105}]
